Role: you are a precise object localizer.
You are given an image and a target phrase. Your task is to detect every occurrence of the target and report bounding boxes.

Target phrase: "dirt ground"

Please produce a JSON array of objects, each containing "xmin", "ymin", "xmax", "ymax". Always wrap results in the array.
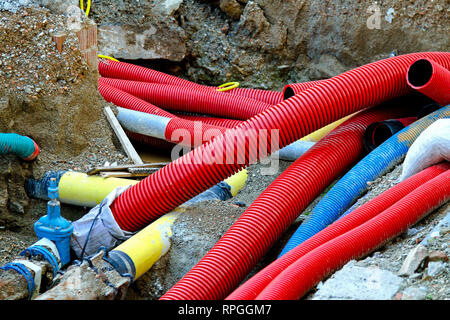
[{"xmin": 0, "ymin": 7, "xmax": 131, "ymax": 234}]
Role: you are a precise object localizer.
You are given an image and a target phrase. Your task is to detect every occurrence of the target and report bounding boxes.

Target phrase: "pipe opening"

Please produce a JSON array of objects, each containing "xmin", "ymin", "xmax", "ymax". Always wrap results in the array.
[
  {"xmin": 363, "ymin": 119, "xmax": 405, "ymax": 153},
  {"xmin": 283, "ymin": 87, "xmax": 295, "ymax": 100},
  {"xmin": 408, "ymin": 59, "xmax": 433, "ymax": 88},
  {"xmin": 372, "ymin": 123, "xmax": 394, "ymax": 147}
]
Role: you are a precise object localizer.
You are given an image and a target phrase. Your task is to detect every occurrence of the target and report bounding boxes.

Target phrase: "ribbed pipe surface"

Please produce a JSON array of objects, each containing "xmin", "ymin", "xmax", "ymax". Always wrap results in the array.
[
  {"xmin": 279, "ymin": 105, "xmax": 450, "ymax": 257},
  {"xmin": 256, "ymin": 167, "xmax": 450, "ymax": 300},
  {"xmin": 282, "ymin": 80, "xmax": 325, "ymax": 100},
  {"xmin": 227, "ymin": 163, "xmax": 449, "ymax": 300},
  {"xmin": 99, "ymin": 59, "xmax": 282, "ymax": 105},
  {"xmin": 111, "ymin": 52, "xmax": 450, "ymax": 235},
  {"xmin": 159, "ymin": 100, "xmax": 414, "ymax": 300},
  {"xmin": 407, "ymin": 58, "xmax": 450, "ymax": 106},
  {"xmin": 99, "ymin": 78, "xmax": 272, "ymax": 120}
]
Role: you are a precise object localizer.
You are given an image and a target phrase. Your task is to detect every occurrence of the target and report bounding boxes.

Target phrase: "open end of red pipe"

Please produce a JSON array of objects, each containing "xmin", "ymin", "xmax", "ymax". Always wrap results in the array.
[
  {"xmin": 283, "ymin": 86, "xmax": 295, "ymax": 100},
  {"xmin": 408, "ymin": 59, "xmax": 433, "ymax": 88}
]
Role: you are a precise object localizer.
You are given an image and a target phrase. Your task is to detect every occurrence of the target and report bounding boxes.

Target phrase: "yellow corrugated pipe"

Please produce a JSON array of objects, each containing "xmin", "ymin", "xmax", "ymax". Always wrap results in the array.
[
  {"xmin": 300, "ymin": 113, "xmax": 356, "ymax": 142},
  {"xmin": 110, "ymin": 169, "xmax": 248, "ymax": 280},
  {"xmin": 224, "ymin": 169, "xmax": 248, "ymax": 197}
]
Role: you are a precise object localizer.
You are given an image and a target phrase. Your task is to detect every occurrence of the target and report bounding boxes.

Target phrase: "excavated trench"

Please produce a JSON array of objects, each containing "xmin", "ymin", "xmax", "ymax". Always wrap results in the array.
[{"xmin": 0, "ymin": 1, "xmax": 449, "ymax": 300}]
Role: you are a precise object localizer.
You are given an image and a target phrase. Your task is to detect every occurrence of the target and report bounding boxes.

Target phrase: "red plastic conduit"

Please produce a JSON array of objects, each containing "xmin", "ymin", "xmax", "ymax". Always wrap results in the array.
[
  {"xmin": 155, "ymin": 52, "xmax": 450, "ymax": 300},
  {"xmin": 255, "ymin": 166, "xmax": 450, "ymax": 300},
  {"xmin": 226, "ymin": 87, "xmax": 283, "ymax": 105},
  {"xmin": 282, "ymin": 80, "xmax": 326, "ymax": 100},
  {"xmin": 227, "ymin": 162, "xmax": 449, "ymax": 300},
  {"xmin": 99, "ymin": 77, "xmax": 272, "ymax": 120},
  {"xmin": 125, "ymin": 130, "xmax": 176, "ymax": 151},
  {"xmin": 160, "ymin": 99, "xmax": 415, "ymax": 300},
  {"xmin": 174, "ymin": 114, "xmax": 243, "ymax": 129},
  {"xmin": 407, "ymin": 58, "xmax": 450, "ymax": 106},
  {"xmin": 99, "ymin": 59, "xmax": 207, "ymax": 90},
  {"xmin": 107, "ymin": 52, "xmax": 449, "ymax": 255},
  {"xmin": 98, "ymin": 59, "xmax": 284, "ymax": 105},
  {"xmin": 98, "ymin": 82, "xmax": 229, "ymax": 147}
]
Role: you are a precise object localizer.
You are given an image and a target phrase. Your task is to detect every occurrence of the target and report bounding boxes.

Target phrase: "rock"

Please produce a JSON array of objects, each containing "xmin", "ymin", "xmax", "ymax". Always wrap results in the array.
[
  {"xmin": 420, "ymin": 212, "xmax": 450, "ymax": 246},
  {"xmin": 308, "ymin": 54, "xmax": 348, "ymax": 80},
  {"xmin": 97, "ymin": 23, "xmax": 187, "ymax": 61},
  {"xmin": 154, "ymin": 0, "xmax": 184, "ymax": 16},
  {"xmin": 398, "ymin": 244, "xmax": 429, "ymax": 276},
  {"xmin": 219, "ymin": 0, "xmax": 244, "ymax": 20},
  {"xmin": 428, "ymin": 251, "xmax": 448, "ymax": 262},
  {"xmin": 312, "ymin": 261, "xmax": 404, "ymax": 300},
  {"xmin": 407, "ymin": 227, "xmax": 419, "ymax": 237},
  {"xmin": 427, "ymin": 261, "xmax": 446, "ymax": 277},
  {"xmin": 401, "ymin": 286, "xmax": 428, "ymax": 300}
]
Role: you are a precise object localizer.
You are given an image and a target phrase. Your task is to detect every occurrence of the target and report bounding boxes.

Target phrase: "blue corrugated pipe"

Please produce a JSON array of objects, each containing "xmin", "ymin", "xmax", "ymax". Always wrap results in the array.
[
  {"xmin": 0, "ymin": 133, "xmax": 40, "ymax": 161},
  {"xmin": 279, "ymin": 105, "xmax": 450, "ymax": 257}
]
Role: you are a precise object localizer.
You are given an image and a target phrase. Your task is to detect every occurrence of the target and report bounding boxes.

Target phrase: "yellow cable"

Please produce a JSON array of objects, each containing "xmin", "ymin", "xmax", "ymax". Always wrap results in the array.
[
  {"xmin": 217, "ymin": 82, "xmax": 240, "ymax": 92},
  {"xmin": 98, "ymin": 54, "xmax": 119, "ymax": 62},
  {"xmin": 80, "ymin": 0, "xmax": 91, "ymax": 17},
  {"xmin": 86, "ymin": 0, "xmax": 91, "ymax": 17},
  {"xmin": 58, "ymin": 172, "xmax": 138, "ymax": 207}
]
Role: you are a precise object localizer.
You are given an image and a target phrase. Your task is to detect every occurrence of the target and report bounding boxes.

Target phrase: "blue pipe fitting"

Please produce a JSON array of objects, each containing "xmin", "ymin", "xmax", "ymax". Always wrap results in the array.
[{"xmin": 34, "ymin": 178, "xmax": 73, "ymax": 266}]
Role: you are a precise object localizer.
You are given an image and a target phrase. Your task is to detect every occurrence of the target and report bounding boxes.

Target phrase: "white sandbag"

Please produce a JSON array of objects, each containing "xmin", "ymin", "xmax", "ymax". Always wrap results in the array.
[
  {"xmin": 70, "ymin": 185, "xmax": 135, "ymax": 258},
  {"xmin": 400, "ymin": 119, "xmax": 450, "ymax": 181}
]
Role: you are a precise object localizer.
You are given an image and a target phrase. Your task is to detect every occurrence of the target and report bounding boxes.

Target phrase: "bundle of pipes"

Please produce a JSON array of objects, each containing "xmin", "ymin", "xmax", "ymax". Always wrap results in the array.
[
  {"xmin": 279, "ymin": 106, "xmax": 450, "ymax": 257},
  {"xmin": 98, "ymin": 75, "xmax": 354, "ymax": 161},
  {"xmin": 228, "ymin": 162, "xmax": 450, "ymax": 299},
  {"xmin": 83, "ymin": 52, "xmax": 449, "ymax": 301},
  {"xmin": 98, "ymin": 81, "xmax": 343, "ymax": 161}
]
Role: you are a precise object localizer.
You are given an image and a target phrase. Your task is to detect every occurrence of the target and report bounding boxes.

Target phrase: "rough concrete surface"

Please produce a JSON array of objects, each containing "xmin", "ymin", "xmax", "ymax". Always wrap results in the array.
[{"xmin": 312, "ymin": 261, "xmax": 405, "ymax": 300}]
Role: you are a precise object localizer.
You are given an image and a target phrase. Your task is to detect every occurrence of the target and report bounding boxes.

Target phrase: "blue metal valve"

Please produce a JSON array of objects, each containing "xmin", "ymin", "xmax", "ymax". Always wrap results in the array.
[{"xmin": 34, "ymin": 178, "xmax": 73, "ymax": 266}]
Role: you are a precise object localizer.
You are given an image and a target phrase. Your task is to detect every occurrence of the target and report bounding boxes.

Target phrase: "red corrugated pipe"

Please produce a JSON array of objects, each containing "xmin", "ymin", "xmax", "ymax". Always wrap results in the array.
[
  {"xmin": 174, "ymin": 113, "xmax": 243, "ymax": 129},
  {"xmin": 98, "ymin": 59, "xmax": 283, "ymax": 105},
  {"xmin": 227, "ymin": 162, "xmax": 449, "ymax": 300},
  {"xmin": 110, "ymin": 52, "xmax": 450, "ymax": 235},
  {"xmin": 98, "ymin": 82, "xmax": 228, "ymax": 147},
  {"xmin": 226, "ymin": 87, "xmax": 283, "ymax": 105},
  {"xmin": 160, "ymin": 98, "xmax": 415, "ymax": 300},
  {"xmin": 282, "ymin": 80, "xmax": 325, "ymax": 99},
  {"xmin": 156, "ymin": 52, "xmax": 450, "ymax": 300},
  {"xmin": 255, "ymin": 165, "xmax": 450, "ymax": 300},
  {"xmin": 99, "ymin": 59, "xmax": 206, "ymax": 90},
  {"xmin": 407, "ymin": 58, "xmax": 450, "ymax": 106},
  {"xmin": 99, "ymin": 77, "xmax": 272, "ymax": 120}
]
